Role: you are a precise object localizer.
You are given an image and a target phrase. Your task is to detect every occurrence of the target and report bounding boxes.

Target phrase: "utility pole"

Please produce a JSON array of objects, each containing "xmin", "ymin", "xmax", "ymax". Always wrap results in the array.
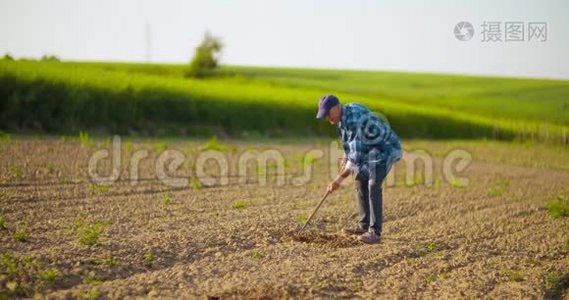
[{"xmin": 145, "ymin": 20, "xmax": 152, "ymax": 62}]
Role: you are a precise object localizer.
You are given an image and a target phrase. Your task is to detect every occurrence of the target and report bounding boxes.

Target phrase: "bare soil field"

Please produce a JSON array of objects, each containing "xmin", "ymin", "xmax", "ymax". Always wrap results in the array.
[{"xmin": 0, "ymin": 137, "xmax": 568, "ymax": 299}]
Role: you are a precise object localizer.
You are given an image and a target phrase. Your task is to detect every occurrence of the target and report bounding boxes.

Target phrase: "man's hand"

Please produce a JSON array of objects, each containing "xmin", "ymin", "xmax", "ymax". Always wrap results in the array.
[
  {"xmin": 328, "ymin": 159, "xmax": 352, "ymax": 193},
  {"xmin": 327, "ymin": 178, "xmax": 341, "ymax": 193}
]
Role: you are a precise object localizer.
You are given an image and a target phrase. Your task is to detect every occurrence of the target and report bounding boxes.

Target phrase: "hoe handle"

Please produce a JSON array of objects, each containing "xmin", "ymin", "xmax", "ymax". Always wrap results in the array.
[{"xmin": 299, "ymin": 190, "xmax": 331, "ymax": 233}]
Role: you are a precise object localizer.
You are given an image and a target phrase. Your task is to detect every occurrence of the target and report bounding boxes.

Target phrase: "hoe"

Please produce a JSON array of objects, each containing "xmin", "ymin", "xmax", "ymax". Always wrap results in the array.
[{"xmin": 298, "ymin": 190, "xmax": 331, "ymax": 233}]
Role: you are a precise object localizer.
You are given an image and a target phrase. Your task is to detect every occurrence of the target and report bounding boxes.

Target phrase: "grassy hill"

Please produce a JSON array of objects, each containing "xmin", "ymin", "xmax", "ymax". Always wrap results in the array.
[{"xmin": 1, "ymin": 60, "xmax": 568, "ymax": 144}]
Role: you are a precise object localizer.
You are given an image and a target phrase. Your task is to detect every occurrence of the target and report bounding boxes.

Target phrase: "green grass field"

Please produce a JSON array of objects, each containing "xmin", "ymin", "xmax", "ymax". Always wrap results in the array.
[{"xmin": 1, "ymin": 60, "xmax": 568, "ymax": 144}]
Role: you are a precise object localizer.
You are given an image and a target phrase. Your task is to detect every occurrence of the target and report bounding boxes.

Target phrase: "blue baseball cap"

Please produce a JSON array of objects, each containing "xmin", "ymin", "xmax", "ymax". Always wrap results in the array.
[{"xmin": 316, "ymin": 94, "xmax": 340, "ymax": 119}]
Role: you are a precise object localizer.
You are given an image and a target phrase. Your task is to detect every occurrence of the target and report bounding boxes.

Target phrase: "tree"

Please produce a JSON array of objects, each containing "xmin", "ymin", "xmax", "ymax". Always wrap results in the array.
[
  {"xmin": 41, "ymin": 54, "xmax": 60, "ymax": 62},
  {"xmin": 185, "ymin": 31, "xmax": 223, "ymax": 78},
  {"xmin": 2, "ymin": 53, "xmax": 14, "ymax": 61}
]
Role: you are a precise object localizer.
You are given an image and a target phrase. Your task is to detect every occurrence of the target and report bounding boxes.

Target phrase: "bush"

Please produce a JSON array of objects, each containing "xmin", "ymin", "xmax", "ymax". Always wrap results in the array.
[{"xmin": 185, "ymin": 31, "xmax": 222, "ymax": 78}]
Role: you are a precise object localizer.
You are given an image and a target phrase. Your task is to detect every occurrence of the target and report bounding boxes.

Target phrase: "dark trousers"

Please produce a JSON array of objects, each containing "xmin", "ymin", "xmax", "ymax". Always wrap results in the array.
[{"xmin": 354, "ymin": 163, "xmax": 391, "ymax": 234}]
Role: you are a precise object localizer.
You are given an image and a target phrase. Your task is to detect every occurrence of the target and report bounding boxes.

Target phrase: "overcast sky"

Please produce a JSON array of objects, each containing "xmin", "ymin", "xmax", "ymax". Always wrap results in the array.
[{"xmin": 1, "ymin": 0, "xmax": 568, "ymax": 79}]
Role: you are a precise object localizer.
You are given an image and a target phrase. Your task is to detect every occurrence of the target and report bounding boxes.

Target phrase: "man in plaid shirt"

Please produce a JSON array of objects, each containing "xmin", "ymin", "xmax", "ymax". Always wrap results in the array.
[{"xmin": 316, "ymin": 94, "xmax": 402, "ymax": 244}]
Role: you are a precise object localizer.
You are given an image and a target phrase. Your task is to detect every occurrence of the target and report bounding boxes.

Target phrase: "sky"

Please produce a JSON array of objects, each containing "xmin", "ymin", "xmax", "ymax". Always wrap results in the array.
[{"xmin": 1, "ymin": 0, "xmax": 568, "ymax": 79}]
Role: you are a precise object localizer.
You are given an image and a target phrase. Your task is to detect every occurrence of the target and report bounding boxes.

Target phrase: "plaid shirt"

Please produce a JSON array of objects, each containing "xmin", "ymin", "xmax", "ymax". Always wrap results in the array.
[{"xmin": 338, "ymin": 103, "xmax": 402, "ymax": 176}]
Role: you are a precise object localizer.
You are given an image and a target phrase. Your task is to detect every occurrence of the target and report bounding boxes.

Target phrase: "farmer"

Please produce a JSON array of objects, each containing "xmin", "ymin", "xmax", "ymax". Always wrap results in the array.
[{"xmin": 316, "ymin": 95, "xmax": 402, "ymax": 244}]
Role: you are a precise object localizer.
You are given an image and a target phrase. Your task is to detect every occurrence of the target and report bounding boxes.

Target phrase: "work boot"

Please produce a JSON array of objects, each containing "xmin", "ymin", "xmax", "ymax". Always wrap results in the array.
[
  {"xmin": 342, "ymin": 225, "xmax": 368, "ymax": 236},
  {"xmin": 359, "ymin": 230, "xmax": 381, "ymax": 244}
]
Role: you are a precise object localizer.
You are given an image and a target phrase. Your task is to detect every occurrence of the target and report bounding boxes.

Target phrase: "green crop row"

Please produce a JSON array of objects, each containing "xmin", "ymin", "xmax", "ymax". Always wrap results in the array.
[{"xmin": 0, "ymin": 60, "xmax": 567, "ymax": 144}]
